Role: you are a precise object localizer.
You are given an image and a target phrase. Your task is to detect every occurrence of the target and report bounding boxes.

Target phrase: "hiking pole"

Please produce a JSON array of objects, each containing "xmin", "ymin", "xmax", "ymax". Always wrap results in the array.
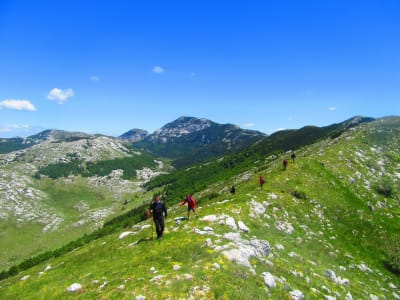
[{"xmin": 151, "ymin": 220, "xmax": 154, "ymax": 240}]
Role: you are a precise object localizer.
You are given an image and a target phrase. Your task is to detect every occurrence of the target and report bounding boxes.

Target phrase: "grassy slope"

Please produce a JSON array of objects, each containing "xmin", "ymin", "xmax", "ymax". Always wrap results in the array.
[
  {"xmin": 0, "ymin": 175, "xmax": 151, "ymax": 271},
  {"xmin": 1, "ymin": 118, "xmax": 399, "ymax": 299}
]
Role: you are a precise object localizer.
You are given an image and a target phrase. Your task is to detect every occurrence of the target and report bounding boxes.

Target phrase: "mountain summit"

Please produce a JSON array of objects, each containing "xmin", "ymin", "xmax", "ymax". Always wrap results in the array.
[{"xmin": 123, "ymin": 116, "xmax": 266, "ymax": 168}]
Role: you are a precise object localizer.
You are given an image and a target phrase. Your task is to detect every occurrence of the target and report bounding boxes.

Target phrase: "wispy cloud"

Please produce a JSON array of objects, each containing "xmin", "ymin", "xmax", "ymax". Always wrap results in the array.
[
  {"xmin": 152, "ymin": 66, "xmax": 165, "ymax": 74},
  {"xmin": 0, "ymin": 99, "xmax": 36, "ymax": 111},
  {"xmin": 90, "ymin": 75, "xmax": 100, "ymax": 81},
  {"xmin": 328, "ymin": 106, "xmax": 337, "ymax": 111},
  {"xmin": 47, "ymin": 88, "xmax": 74, "ymax": 104},
  {"xmin": 242, "ymin": 123, "xmax": 255, "ymax": 128},
  {"xmin": 0, "ymin": 124, "xmax": 44, "ymax": 137},
  {"xmin": 0, "ymin": 124, "xmax": 31, "ymax": 133}
]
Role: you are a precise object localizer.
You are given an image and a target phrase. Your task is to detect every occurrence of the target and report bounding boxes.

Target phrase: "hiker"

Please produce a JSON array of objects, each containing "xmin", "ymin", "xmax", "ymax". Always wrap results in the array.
[
  {"xmin": 291, "ymin": 151, "xmax": 296, "ymax": 163},
  {"xmin": 180, "ymin": 194, "xmax": 197, "ymax": 219},
  {"xmin": 259, "ymin": 176, "xmax": 265, "ymax": 190},
  {"xmin": 149, "ymin": 195, "xmax": 168, "ymax": 239},
  {"xmin": 283, "ymin": 159, "xmax": 288, "ymax": 170},
  {"xmin": 230, "ymin": 185, "xmax": 236, "ymax": 195}
]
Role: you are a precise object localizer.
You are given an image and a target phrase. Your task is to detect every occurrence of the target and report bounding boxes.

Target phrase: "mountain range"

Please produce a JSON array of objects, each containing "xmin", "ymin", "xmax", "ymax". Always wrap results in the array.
[{"xmin": 0, "ymin": 115, "xmax": 399, "ymax": 299}]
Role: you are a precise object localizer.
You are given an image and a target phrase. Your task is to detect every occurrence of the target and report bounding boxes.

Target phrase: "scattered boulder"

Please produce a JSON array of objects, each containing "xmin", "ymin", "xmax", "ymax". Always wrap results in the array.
[
  {"xmin": 238, "ymin": 221, "xmax": 250, "ymax": 233},
  {"xmin": 173, "ymin": 265, "xmax": 181, "ymax": 271},
  {"xmin": 221, "ymin": 233, "xmax": 270, "ymax": 271},
  {"xmin": 118, "ymin": 231, "xmax": 135, "ymax": 240},
  {"xmin": 290, "ymin": 289, "xmax": 304, "ymax": 300},
  {"xmin": 225, "ymin": 217, "xmax": 237, "ymax": 230},
  {"xmin": 201, "ymin": 215, "xmax": 219, "ymax": 222},
  {"xmin": 20, "ymin": 275, "xmax": 30, "ymax": 281},
  {"xmin": 345, "ymin": 292, "xmax": 353, "ymax": 300},
  {"xmin": 150, "ymin": 275, "xmax": 165, "ymax": 283},
  {"xmin": 275, "ymin": 221, "xmax": 294, "ymax": 234},
  {"xmin": 249, "ymin": 200, "xmax": 266, "ymax": 218},
  {"xmin": 66, "ymin": 283, "xmax": 82, "ymax": 293},
  {"xmin": 213, "ymin": 263, "xmax": 221, "ymax": 270},
  {"xmin": 262, "ymin": 272, "xmax": 276, "ymax": 288}
]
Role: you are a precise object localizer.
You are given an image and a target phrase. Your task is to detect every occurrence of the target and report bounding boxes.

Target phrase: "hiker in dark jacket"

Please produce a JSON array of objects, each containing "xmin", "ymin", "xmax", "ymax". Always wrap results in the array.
[
  {"xmin": 291, "ymin": 151, "xmax": 296, "ymax": 163},
  {"xmin": 230, "ymin": 185, "xmax": 236, "ymax": 195},
  {"xmin": 180, "ymin": 194, "xmax": 197, "ymax": 219},
  {"xmin": 150, "ymin": 195, "xmax": 168, "ymax": 239}
]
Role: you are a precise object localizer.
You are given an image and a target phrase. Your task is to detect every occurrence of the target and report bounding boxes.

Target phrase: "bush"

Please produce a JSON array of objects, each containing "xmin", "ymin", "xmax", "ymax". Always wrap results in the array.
[
  {"xmin": 384, "ymin": 238, "xmax": 400, "ymax": 275},
  {"xmin": 291, "ymin": 189, "xmax": 307, "ymax": 200},
  {"xmin": 374, "ymin": 177, "xmax": 395, "ymax": 198}
]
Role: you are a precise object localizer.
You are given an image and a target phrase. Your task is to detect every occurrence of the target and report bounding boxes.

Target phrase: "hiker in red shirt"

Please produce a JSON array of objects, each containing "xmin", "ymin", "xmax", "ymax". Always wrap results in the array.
[
  {"xmin": 180, "ymin": 194, "xmax": 198, "ymax": 219},
  {"xmin": 283, "ymin": 159, "xmax": 288, "ymax": 170},
  {"xmin": 259, "ymin": 176, "xmax": 265, "ymax": 190}
]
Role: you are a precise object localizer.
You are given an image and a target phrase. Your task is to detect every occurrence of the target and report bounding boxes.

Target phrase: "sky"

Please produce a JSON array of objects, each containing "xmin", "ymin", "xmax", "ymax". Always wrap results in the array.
[{"xmin": 0, "ymin": 0, "xmax": 399, "ymax": 138}]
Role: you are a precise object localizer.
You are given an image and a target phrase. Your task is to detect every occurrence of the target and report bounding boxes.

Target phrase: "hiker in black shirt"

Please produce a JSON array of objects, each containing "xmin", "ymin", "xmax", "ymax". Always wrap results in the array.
[
  {"xmin": 150, "ymin": 195, "xmax": 168, "ymax": 239},
  {"xmin": 291, "ymin": 151, "xmax": 296, "ymax": 163}
]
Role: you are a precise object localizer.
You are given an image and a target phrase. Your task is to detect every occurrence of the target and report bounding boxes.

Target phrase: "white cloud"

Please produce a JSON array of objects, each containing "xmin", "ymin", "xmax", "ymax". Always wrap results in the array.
[
  {"xmin": 242, "ymin": 123, "xmax": 255, "ymax": 128},
  {"xmin": 90, "ymin": 75, "xmax": 100, "ymax": 81},
  {"xmin": 152, "ymin": 66, "xmax": 165, "ymax": 74},
  {"xmin": 47, "ymin": 88, "xmax": 74, "ymax": 104},
  {"xmin": 328, "ymin": 106, "xmax": 337, "ymax": 111},
  {"xmin": 0, "ymin": 99, "xmax": 36, "ymax": 111}
]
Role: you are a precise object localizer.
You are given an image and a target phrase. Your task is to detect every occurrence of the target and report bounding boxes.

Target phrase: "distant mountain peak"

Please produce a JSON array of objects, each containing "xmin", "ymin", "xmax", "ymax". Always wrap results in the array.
[
  {"xmin": 119, "ymin": 129, "xmax": 149, "ymax": 143},
  {"xmin": 29, "ymin": 129, "xmax": 92, "ymax": 142},
  {"xmin": 150, "ymin": 116, "xmax": 214, "ymax": 142}
]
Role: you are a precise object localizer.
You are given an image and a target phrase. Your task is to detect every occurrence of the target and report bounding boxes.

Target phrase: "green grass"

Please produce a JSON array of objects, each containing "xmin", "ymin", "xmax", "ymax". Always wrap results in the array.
[{"xmin": 1, "ymin": 117, "xmax": 400, "ymax": 299}]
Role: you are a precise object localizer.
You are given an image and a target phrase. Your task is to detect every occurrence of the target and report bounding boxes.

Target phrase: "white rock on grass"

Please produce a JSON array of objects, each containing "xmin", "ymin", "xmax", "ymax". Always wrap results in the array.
[
  {"xmin": 392, "ymin": 292, "xmax": 400, "ymax": 300},
  {"xmin": 141, "ymin": 225, "xmax": 151, "ymax": 230},
  {"xmin": 345, "ymin": 292, "xmax": 353, "ymax": 300},
  {"xmin": 135, "ymin": 295, "xmax": 146, "ymax": 300},
  {"xmin": 389, "ymin": 283, "xmax": 398, "ymax": 289},
  {"xmin": 369, "ymin": 295, "xmax": 379, "ymax": 300},
  {"xmin": 238, "ymin": 221, "xmax": 250, "ymax": 233},
  {"xmin": 249, "ymin": 200, "xmax": 266, "ymax": 218},
  {"xmin": 66, "ymin": 283, "xmax": 82, "ymax": 293},
  {"xmin": 20, "ymin": 275, "xmax": 30, "ymax": 281},
  {"xmin": 213, "ymin": 263, "xmax": 221, "ymax": 270},
  {"xmin": 324, "ymin": 269, "xmax": 349, "ymax": 285},
  {"xmin": 221, "ymin": 233, "xmax": 270, "ymax": 271},
  {"xmin": 358, "ymin": 263, "xmax": 373, "ymax": 273},
  {"xmin": 275, "ymin": 221, "xmax": 294, "ymax": 234},
  {"xmin": 225, "ymin": 217, "xmax": 237, "ymax": 230},
  {"xmin": 173, "ymin": 265, "xmax": 181, "ymax": 271},
  {"xmin": 324, "ymin": 296, "xmax": 336, "ymax": 300},
  {"xmin": 290, "ymin": 289, "xmax": 304, "ymax": 300},
  {"xmin": 118, "ymin": 231, "xmax": 135, "ymax": 239},
  {"xmin": 201, "ymin": 215, "xmax": 219, "ymax": 222},
  {"xmin": 268, "ymin": 193, "xmax": 278, "ymax": 200},
  {"xmin": 262, "ymin": 272, "xmax": 276, "ymax": 288},
  {"xmin": 150, "ymin": 275, "xmax": 165, "ymax": 283}
]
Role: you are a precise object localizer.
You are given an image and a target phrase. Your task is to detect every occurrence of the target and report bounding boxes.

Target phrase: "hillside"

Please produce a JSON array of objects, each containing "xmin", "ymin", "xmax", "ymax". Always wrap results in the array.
[
  {"xmin": 0, "ymin": 130, "xmax": 165, "ymax": 271},
  {"xmin": 1, "ymin": 117, "xmax": 399, "ymax": 299},
  {"xmin": 144, "ymin": 116, "xmax": 374, "ymax": 202},
  {"xmin": 125, "ymin": 116, "xmax": 266, "ymax": 168}
]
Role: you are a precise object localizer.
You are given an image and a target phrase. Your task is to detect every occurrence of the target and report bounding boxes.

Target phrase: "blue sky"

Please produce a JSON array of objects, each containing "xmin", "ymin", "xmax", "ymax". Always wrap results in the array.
[{"xmin": 0, "ymin": 0, "xmax": 399, "ymax": 138}]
